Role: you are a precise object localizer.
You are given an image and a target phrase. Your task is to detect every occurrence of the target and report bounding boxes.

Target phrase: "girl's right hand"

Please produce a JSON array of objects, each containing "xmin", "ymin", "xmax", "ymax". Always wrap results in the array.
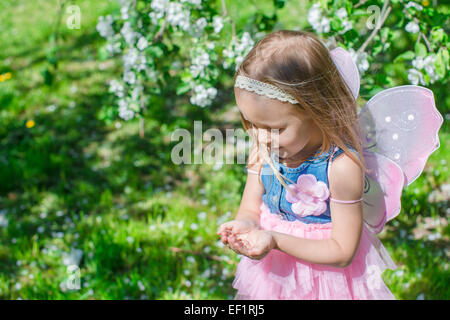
[{"xmin": 217, "ymin": 219, "xmax": 260, "ymax": 245}]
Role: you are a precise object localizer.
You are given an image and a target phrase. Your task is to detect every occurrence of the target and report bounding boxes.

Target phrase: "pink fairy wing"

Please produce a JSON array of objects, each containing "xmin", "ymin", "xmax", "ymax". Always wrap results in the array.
[
  {"xmin": 359, "ymin": 86, "xmax": 443, "ymax": 187},
  {"xmin": 330, "ymin": 47, "xmax": 443, "ymax": 234},
  {"xmin": 330, "ymin": 47, "xmax": 360, "ymax": 100},
  {"xmin": 358, "ymin": 85, "xmax": 443, "ymax": 234},
  {"xmin": 361, "ymin": 151, "xmax": 404, "ymax": 234}
]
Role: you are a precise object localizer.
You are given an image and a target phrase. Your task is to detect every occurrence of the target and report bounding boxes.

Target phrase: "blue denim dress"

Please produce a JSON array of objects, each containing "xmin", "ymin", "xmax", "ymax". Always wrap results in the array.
[{"xmin": 258, "ymin": 145, "xmax": 359, "ymax": 224}]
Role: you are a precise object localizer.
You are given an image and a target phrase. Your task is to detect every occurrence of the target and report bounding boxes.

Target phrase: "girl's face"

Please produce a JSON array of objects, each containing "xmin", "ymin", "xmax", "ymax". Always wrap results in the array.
[{"xmin": 235, "ymin": 88, "xmax": 323, "ymax": 162}]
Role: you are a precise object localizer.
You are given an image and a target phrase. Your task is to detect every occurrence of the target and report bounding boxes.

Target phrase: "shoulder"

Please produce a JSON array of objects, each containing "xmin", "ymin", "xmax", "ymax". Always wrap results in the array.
[{"xmin": 328, "ymin": 150, "xmax": 364, "ymax": 202}]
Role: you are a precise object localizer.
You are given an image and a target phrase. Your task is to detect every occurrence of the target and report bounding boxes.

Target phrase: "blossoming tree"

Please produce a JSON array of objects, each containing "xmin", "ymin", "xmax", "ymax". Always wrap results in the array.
[{"xmin": 96, "ymin": 0, "xmax": 448, "ymax": 134}]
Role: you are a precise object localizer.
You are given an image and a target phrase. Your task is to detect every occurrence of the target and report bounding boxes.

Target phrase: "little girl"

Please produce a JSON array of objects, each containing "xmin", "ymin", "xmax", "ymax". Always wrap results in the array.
[{"xmin": 217, "ymin": 30, "xmax": 442, "ymax": 300}]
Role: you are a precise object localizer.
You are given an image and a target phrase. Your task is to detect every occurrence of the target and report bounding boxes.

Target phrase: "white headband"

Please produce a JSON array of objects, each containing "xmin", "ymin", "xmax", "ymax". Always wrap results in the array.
[
  {"xmin": 234, "ymin": 47, "xmax": 360, "ymax": 104},
  {"xmin": 234, "ymin": 75, "xmax": 299, "ymax": 105}
]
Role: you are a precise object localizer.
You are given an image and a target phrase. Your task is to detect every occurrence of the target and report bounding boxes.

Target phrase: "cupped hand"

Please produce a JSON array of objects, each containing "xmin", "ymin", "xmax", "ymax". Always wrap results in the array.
[
  {"xmin": 217, "ymin": 219, "xmax": 259, "ymax": 245},
  {"xmin": 228, "ymin": 229, "xmax": 276, "ymax": 260}
]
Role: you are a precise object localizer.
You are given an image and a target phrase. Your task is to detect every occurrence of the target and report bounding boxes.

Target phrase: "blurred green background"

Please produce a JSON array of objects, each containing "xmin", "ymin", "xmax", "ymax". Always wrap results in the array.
[{"xmin": 0, "ymin": 0, "xmax": 448, "ymax": 299}]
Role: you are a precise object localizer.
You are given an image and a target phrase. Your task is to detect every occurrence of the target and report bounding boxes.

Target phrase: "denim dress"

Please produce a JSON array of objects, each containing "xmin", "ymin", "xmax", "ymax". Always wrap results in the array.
[{"xmin": 259, "ymin": 145, "xmax": 359, "ymax": 224}]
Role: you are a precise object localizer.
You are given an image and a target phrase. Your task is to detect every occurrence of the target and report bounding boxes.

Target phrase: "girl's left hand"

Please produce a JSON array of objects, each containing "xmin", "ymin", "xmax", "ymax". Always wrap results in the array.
[{"xmin": 228, "ymin": 229, "xmax": 276, "ymax": 260}]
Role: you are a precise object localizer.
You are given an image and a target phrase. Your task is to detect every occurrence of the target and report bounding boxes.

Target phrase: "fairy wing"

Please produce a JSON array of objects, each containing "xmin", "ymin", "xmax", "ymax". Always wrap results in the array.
[
  {"xmin": 330, "ymin": 47, "xmax": 360, "ymax": 100},
  {"xmin": 358, "ymin": 86, "xmax": 443, "ymax": 234},
  {"xmin": 330, "ymin": 46, "xmax": 443, "ymax": 234}
]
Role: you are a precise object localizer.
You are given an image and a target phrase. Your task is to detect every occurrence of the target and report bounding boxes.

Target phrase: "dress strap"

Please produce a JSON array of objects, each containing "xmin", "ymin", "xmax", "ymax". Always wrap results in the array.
[
  {"xmin": 327, "ymin": 146, "xmax": 339, "ymax": 183},
  {"xmin": 330, "ymin": 197, "xmax": 363, "ymax": 203},
  {"xmin": 327, "ymin": 146, "xmax": 363, "ymax": 204},
  {"xmin": 247, "ymin": 168, "xmax": 259, "ymax": 175}
]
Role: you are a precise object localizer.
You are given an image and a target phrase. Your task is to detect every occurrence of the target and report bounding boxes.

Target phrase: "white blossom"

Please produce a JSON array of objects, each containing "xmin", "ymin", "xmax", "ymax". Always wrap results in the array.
[
  {"xmin": 124, "ymin": 70, "xmax": 136, "ymax": 84},
  {"xmin": 96, "ymin": 15, "xmax": 115, "ymax": 39},
  {"xmin": 348, "ymin": 48, "xmax": 370, "ymax": 73},
  {"xmin": 341, "ymin": 20, "xmax": 353, "ymax": 33},
  {"xmin": 109, "ymin": 79, "xmax": 124, "ymax": 98},
  {"xmin": 190, "ymin": 223, "xmax": 199, "ymax": 230},
  {"xmin": 136, "ymin": 36, "xmax": 148, "ymax": 51},
  {"xmin": 307, "ymin": 3, "xmax": 322, "ymax": 28},
  {"xmin": 0, "ymin": 212, "xmax": 8, "ymax": 228},
  {"xmin": 123, "ymin": 48, "xmax": 139, "ymax": 71},
  {"xmin": 407, "ymin": 68, "xmax": 426, "ymax": 85},
  {"xmin": 190, "ymin": 84, "xmax": 217, "ymax": 107},
  {"xmin": 336, "ymin": 8, "xmax": 347, "ymax": 19},
  {"xmin": 131, "ymin": 84, "xmax": 143, "ymax": 101},
  {"xmin": 406, "ymin": 2, "xmax": 423, "ymax": 11},
  {"xmin": 423, "ymin": 55, "xmax": 438, "ymax": 83},
  {"xmin": 190, "ymin": 51, "xmax": 210, "ymax": 78},
  {"xmin": 189, "ymin": 17, "xmax": 207, "ymax": 38},
  {"xmin": 197, "ymin": 211, "xmax": 207, "ymax": 220},
  {"xmin": 121, "ymin": 21, "xmax": 138, "ymax": 45},
  {"xmin": 412, "ymin": 56, "xmax": 425, "ymax": 69},
  {"xmin": 223, "ymin": 31, "xmax": 254, "ymax": 71},
  {"xmin": 405, "ymin": 21, "xmax": 420, "ymax": 33},
  {"xmin": 308, "ymin": 4, "xmax": 330, "ymax": 33},
  {"xmin": 164, "ymin": 2, "xmax": 191, "ymax": 32},
  {"xmin": 137, "ymin": 280, "xmax": 145, "ymax": 291},
  {"xmin": 121, "ymin": 6, "xmax": 129, "ymax": 20},
  {"xmin": 181, "ymin": 0, "xmax": 202, "ymax": 5},
  {"xmin": 411, "ymin": 55, "xmax": 439, "ymax": 84},
  {"xmin": 212, "ymin": 16, "xmax": 223, "ymax": 33},
  {"xmin": 106, "ymin": 41, "xmax": 121, "ymax": 55},
  {"xmin": 118, "ymin": 99, "xmax": 135, "ymax": 120}
]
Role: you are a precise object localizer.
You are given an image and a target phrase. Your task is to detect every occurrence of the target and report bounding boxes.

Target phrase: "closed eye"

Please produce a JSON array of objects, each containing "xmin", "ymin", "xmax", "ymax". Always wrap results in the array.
[{"xmin": 250, "ymin": 123, "xmax": 285, "ymax": 133}]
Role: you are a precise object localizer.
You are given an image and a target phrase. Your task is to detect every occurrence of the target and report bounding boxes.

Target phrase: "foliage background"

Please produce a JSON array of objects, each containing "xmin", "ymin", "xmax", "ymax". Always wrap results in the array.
[{"xmin": 0, "ymin": 0, "xmax": 448, "ymax": 299}]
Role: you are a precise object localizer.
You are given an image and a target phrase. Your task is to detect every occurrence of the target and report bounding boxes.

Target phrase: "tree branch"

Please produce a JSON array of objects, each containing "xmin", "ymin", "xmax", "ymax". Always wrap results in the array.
[
  {"xmin": 357, "ymin": 0, "xmax": 392, "ymax": 55},
  {"xmin": 221, "ymin": 0, "xmax": 236, "ymax": 41},
  {"xmin": 354, "ymin": 0, "xmax": 369, "ymax": 9}
]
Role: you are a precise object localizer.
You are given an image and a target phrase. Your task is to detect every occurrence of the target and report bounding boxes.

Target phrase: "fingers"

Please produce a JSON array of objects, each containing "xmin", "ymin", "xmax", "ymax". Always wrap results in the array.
[
  {"xmin": 217, "ymin": 221, "xmax": 235, "ymax": 235},
  {"xmin": 227, "ymin": 234, "xmax": 246, "ymax": 254}
]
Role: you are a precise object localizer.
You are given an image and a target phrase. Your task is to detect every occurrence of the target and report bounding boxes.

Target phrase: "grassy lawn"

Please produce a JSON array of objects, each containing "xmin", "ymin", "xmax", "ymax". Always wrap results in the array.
[{"xmin": 0, "ymin": 0, "xmax": 448, "ymax": 300}]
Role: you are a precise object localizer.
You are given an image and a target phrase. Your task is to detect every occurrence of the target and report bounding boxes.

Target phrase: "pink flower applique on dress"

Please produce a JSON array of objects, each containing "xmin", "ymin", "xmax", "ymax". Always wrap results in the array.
[{"xmin": 285, "ymin": 174, "xmax": 330, "ymax": 217}]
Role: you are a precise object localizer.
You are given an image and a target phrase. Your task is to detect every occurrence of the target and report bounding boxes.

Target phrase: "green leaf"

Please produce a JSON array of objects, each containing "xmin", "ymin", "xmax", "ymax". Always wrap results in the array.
[
  {"xmin": 430, "ymin": 28, "xmax": 445, "ymax": 43},
  {"xmin": 41, "ymin": 67, "xmax": 53, "ymax": 86},
  {"xmin": 176, "ymin": 82, "xmax": 191, "ymax": 95},
  {"xmin": 414, "ymin": 42, "xmax": 427, "ymax": 57},
  {"xmin": 434, "ymin": 48, "xmax": 447, "ymax": 78},
  {"xmin": 98, "ymin": 46, "xmax": 110, "ymax": 61},
  {"xmin": 129, "ymin": 102, "xmax": 140, "ymax": 112},
  {"xmin": 149, "ymin": 46, "xmax": 164, "ymax": 58},
  {"xmin": 352, "ymin": 9, "xmax": 367, "ymax": 16},
  {"xmin": 342, "ymin": 29, "xmax": 359, "ymax": 42},
  {"xmin": 330, "ymin": 19, "xmax": 341, "ymax": 31},
  {"xmin": 380, "ymin": 27, "xmax": 389, "ymax": 40},
  {"xmin": 394, "ymin": 50, "xmax": 415, "ymax": 62},
  {"xmin": 372, "ymin": 42, "xmax": 383, "ymax": 56},
  {"xmin": 149, "ymin": 86, "xmax": 161, "ymax": 95},
  {"xmin": 273, "ymin": 0, "xmax": 286, "ymax": 9}
]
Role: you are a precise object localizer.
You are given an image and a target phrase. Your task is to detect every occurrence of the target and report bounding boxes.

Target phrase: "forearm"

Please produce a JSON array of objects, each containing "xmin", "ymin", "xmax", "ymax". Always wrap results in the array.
[
  {"xmin": 234, "ymin": 209, "xmax": 260, "ymax": 228},
  {"xmin": 270, "ymin": 231, "xmax": 349, "ymax": 268}
]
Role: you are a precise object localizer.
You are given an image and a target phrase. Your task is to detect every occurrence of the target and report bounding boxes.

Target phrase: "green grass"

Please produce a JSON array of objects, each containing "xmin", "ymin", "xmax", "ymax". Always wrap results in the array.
[{"xmin": 0, "ymin": 0, "xmax": 448, "ymax": 300}]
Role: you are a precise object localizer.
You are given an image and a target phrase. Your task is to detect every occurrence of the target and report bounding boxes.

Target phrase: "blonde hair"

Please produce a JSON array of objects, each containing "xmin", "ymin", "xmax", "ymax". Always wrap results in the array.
[{"xmin": 234, "ymin": 30, "xmax": 368, "ymax": 193}]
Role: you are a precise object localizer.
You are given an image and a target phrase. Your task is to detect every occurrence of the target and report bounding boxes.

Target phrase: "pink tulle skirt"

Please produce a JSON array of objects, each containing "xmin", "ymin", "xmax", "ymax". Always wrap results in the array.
[{"xmin": 232, "ymin": 202, "xmax": 398, "ymax": 300}]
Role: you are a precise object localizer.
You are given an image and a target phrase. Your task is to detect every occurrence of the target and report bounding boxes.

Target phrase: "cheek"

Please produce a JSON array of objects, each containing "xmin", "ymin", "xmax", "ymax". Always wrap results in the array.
[{"xmin": 279, "ymin": 131, "xmax": 306, "ymax": 151}]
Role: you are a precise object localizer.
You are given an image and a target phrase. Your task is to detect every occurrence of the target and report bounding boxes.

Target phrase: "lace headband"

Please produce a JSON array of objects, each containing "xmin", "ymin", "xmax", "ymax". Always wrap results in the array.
[
  {"xmin": 234, "ymin": 47, "xmax": 360, "ymax": 104},
  {"xmin": 234, "ymin": 75, "xmax": 299, "ymax": 104}
]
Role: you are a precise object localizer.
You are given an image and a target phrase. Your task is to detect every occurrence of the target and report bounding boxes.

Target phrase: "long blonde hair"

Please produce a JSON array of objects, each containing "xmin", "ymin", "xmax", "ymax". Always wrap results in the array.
[{"xmin": 235, "ymin": 30, "xmax": 367, "ymax": 192}]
